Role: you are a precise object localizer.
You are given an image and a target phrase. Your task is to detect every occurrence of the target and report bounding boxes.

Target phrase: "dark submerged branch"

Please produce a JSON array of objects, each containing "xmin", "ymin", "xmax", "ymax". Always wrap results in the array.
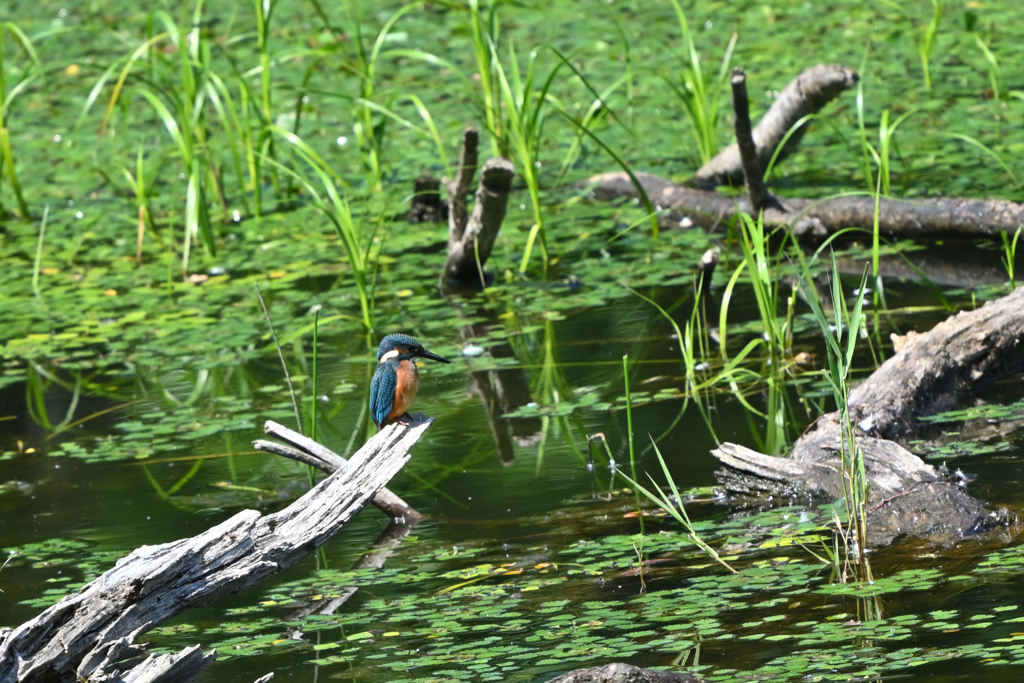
[{"xmin": 730, "ymin": 68, "xmax": 774, "ymax": 214}]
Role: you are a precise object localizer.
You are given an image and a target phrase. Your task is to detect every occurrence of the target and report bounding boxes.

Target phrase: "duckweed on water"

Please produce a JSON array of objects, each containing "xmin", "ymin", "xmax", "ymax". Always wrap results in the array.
[{"xmin": 3, "ymin": 0, "xmax": 1024, "ymax": 681}]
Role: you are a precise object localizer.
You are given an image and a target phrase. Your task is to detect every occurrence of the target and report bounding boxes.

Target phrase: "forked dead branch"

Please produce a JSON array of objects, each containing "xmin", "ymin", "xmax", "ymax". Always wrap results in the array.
[{"xmin": 588, "ymin": 63, "xmax": 1024, "ymax": 239}]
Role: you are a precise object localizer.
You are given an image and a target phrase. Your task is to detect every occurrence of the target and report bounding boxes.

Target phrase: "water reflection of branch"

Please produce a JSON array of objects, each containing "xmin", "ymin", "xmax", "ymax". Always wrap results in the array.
[
  {"xmin": 287, "ymin": 519, "xmax": 419, "ymax": 620},
  {"xmin": 461, "ymin": 317, "xmax": 543, "ymax": 467}
]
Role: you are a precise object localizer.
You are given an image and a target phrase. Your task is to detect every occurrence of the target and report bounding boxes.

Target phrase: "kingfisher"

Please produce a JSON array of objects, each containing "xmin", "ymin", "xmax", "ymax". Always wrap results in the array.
[{"xmin": 369, "ymin": 333, "xmax": 450, "ymax": 429}]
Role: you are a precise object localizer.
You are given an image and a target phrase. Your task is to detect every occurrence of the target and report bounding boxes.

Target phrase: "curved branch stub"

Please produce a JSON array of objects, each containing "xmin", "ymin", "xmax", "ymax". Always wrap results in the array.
[{"xmin": 694, "ymin": 64, "xmax": 859, "ymax": 188}]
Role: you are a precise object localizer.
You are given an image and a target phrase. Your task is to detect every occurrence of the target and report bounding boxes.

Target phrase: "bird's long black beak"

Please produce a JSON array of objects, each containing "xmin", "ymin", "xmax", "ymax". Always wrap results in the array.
[{"xmin": 420, "ymin": 349, "xmax": 451, "ymax": 364}]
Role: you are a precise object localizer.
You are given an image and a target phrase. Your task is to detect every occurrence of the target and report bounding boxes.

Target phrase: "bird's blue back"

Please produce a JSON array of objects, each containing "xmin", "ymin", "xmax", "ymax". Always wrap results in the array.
[{"xmin": 369, "ymin": 360, "xmax": 399, "ymax": 428}]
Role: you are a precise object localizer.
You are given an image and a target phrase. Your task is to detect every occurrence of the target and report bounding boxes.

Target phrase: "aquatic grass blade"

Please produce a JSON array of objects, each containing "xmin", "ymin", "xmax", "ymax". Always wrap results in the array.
[
  {"xmin": 557, "ymin": 110, "xmax": 658, "ymax": 237},
  {"xmin": 943, "ymin": 132, "xmax": 1019, "ymax": 190},
  {"xmin": 616, "ymin": 443, "xmax": 737, "ymax": 574},
  {"xmin": 762, "ymin": 114, "xmax": 815, "ymax": 181}
]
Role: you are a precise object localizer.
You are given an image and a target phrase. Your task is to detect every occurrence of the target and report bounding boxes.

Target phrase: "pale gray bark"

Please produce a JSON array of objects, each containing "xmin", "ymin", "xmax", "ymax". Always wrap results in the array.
[
  {"xmin": 254, "ymin": 419, "xmax": 422, "ymax": 521},
  {"xmin": 546, "ymin": 662, "xmax": 704, "ymax": 683},
  {"xmin": 0, "ymin": 415, "xmax": 433, "ymax": 683}
]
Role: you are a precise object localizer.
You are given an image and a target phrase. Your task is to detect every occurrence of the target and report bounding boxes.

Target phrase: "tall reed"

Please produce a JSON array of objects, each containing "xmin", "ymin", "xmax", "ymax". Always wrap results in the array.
[
  {"xmin": 613, "ymin": 358, "xmax": 736, "ymax": 574},
  {"xmin": 801, "ymin": 253, "xmax": 870, "ymax": 574},
  {"xmin": 269, "ymin": 130, "xmax": 376, "ymax": 332},
  {"xmin": 718, "ymin": 212, "xmax": 797, "ymax": 454},
  {"xmin": 1002, "ymin": 227, "xmax": 1021, "ymax": 291},
  {"xmin": 0, "ymin": 22, "xmax": 42, "ymax": 218},
  {"xmin": 89, "ymin": 6, "xmax": 230, "ymax": 274},
  {"xmin": 491, "ymin": 40, "xmax": 564, "ymax": 274},
  {"xmin": 878, "ymin": 0, "xmax": 944, "ymax": 91}
]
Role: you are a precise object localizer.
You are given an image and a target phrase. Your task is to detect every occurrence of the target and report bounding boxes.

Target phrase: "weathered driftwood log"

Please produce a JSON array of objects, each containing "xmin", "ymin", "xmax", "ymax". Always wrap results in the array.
[
  {"xmin": 589, "ymin": 170, "xmax": 1024, "ymax": 240},
  {"xmin": 693, "ymin": 64, "xmax": 859, "ymax": 189},
  {"xmin": 253, "ymin": 419, "xmax": 422, "ymax": 521},
  {"xmin": 0, "ymin": 415, "xmax": 433, "ymax": 683},
  {"xmin": 442, "ymin": 157, "xmax": 516, "ymax": 286},
  {"xmin": 849, "ymin": 284, "xmax": 1024, "ymax": 440},
  {"xmin": 546, "ymin": 662, "xmax": 704, "ymax": 683},
  {"xmin": 589, "ymin": 63, "xmax": 1024, "ymax": 239},
  {"xmin": 713, "ymin": 288, "xmax": 1024, "ymax": 546}
]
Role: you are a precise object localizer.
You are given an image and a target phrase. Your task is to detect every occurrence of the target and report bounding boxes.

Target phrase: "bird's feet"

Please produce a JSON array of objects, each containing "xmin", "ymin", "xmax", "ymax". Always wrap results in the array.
[{"xmin": 396, "ymin": 412, "xmax": 413, "ymax": 426}]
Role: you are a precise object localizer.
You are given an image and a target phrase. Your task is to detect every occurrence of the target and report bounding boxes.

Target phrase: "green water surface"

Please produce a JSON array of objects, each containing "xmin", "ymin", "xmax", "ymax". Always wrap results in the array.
[{"xmin": 2, "ymin": 0, "xmax": 1024, "ymax": 681}]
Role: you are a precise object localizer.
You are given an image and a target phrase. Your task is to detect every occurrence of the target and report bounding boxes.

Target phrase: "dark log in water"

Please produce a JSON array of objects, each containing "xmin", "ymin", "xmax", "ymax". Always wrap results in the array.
[
  {"xmin": 435, "ymin": 126, "xmax": 516, "ymax": 289},
  {"xmin": 588, "ymin": 170, "xmax": 1024, "ymax": 240},
  {"xmin": 0, "ymin": 415, "xmax": 433, "ymax": 683},
  {"xmin": 408, "ymin": 174, "xmax": 446, "ymax": 223},
  {"xmin": 712, "ymin": 288, "xmax": 1024, "ymax": 546},
  {"xmin": 729, "ymin": 68, "xmax": 777, "ymax": 215},
  {"xmin": 693, "ymin": 64, "xmax": 859, "ymax": 189},
  {"xmin": 445, "ymin": 127, "xmax": 479, "ymax": 242},
  {"xmin": 849, "ymin": 285, "xmax": 1024, "ymax": 440}
]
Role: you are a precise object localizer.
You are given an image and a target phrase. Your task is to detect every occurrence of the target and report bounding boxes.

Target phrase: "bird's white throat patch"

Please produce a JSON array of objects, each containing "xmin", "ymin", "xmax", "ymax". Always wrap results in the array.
[{"xmin": 379, "ymin": 348, "xmax": 401, "ymax": 363}]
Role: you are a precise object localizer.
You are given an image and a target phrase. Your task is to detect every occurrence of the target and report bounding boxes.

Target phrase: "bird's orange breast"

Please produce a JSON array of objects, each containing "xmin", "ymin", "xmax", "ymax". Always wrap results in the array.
[{"xmin": 385, "ymin": 359, "xmax": 420, "ymax": 424}]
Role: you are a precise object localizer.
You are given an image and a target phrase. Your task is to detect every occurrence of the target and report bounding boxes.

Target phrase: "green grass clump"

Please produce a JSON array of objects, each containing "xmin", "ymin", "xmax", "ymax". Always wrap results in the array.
[{"xmin": 665, "ymin": 0, "xmax": 737, "ymax": 166}]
